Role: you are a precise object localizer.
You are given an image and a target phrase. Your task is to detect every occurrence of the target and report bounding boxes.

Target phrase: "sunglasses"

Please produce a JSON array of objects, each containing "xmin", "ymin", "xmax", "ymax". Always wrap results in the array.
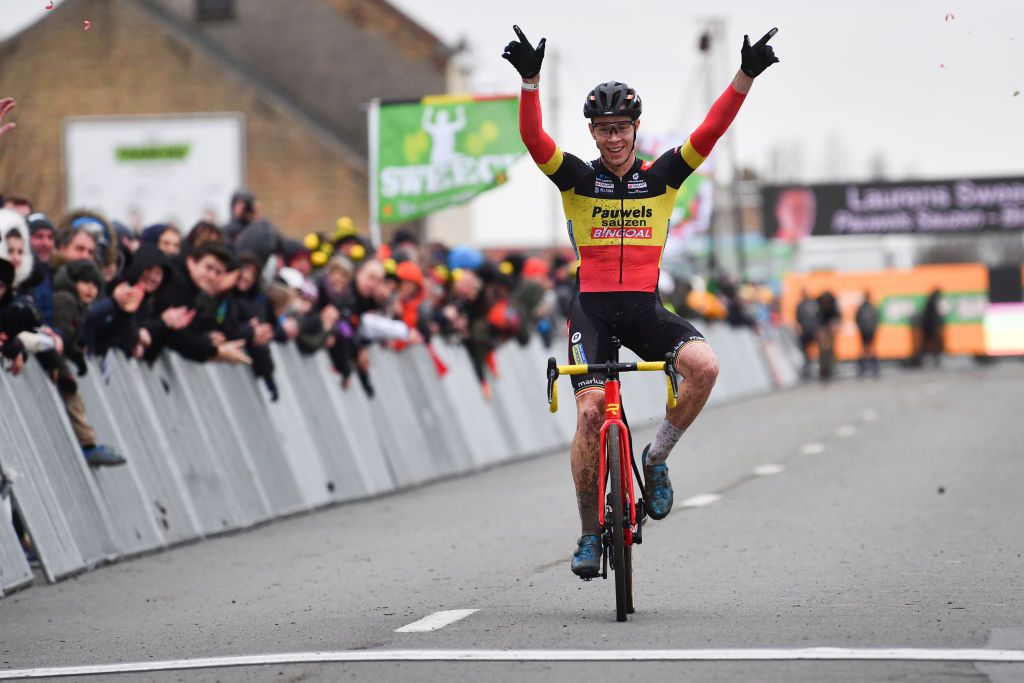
[{"xmin": 591, "ymin": 121, "xmax": 636, "ymax": 138}]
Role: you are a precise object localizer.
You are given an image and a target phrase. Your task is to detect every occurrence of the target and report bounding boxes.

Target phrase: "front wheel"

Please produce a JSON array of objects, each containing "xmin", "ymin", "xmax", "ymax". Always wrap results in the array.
[{"xmin": 606, "ymin": 424, "xmax": 628, "ymax": 622}]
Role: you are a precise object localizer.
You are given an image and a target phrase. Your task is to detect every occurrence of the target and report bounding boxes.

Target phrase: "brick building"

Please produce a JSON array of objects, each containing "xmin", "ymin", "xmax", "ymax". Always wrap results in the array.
[{"xmin": 0, "ymin": 0, "xmax": 451, "ymax": 238}]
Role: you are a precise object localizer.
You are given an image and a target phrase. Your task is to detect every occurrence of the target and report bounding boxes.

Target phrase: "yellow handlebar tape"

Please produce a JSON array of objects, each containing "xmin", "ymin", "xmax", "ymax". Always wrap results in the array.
[
  {"xmin": 548, "ymin": 361, "xmax": 672, "ymax": 414},
  {"xmin": 555, "ymin": 361, "xmax": 666, "ymax": 375}
]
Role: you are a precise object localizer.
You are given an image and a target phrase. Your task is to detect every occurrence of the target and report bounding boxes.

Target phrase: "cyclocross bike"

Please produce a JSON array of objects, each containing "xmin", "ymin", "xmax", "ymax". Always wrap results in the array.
[{"xmin": 545, "ymin": 337, "xmax": 679, "ymax": 622}]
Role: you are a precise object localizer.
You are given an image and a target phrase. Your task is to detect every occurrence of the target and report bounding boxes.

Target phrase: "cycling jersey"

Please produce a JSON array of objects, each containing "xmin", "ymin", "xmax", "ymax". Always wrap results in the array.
[{"xmin": 519, "ymin": 84, "xmax": 747, "ymax": 293}]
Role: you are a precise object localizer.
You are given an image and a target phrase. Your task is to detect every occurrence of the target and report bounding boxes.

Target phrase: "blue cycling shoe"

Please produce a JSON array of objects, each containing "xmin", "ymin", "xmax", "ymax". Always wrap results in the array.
[
  {"xmin": 570, "ymin": 534, "xmax": 602, "ymax": 579},
  {"xmin": 642, "ymin": 444, "xmax": 673, "ymax": 520}
]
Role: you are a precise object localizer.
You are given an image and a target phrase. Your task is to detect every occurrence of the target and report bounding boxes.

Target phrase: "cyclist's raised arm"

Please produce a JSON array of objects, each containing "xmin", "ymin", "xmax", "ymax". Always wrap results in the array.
[
  {"xmin": 682, "ymin": 27, "xmax": 780, "ymax": 172},
  {"xmin": 502, "ymin": 26, "xmax": 557, "ymax": 161}
]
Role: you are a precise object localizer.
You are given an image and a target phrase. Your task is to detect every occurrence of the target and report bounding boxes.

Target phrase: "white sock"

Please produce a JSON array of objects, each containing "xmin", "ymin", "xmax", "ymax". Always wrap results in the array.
[{"xmin": 646, "ymin": 419, "xmax": 684, "ymax": 465}]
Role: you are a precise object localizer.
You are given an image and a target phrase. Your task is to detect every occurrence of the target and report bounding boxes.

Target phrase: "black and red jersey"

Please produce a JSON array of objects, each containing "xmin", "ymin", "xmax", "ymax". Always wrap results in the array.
[{"xmin": 519, "ymin": 84, "xmax": 747, "ymax": 293}]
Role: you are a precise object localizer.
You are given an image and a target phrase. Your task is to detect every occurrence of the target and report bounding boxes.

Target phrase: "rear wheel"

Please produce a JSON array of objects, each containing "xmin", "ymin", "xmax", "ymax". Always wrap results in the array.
[{"xmin": 607, "ymin": 424, "xmax": 627, "ymax": 622}]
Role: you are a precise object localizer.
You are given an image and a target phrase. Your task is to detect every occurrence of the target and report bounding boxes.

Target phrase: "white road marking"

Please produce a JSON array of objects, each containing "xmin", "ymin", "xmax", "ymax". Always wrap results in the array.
[
  {"xmin": 395, "ymin": 609, "xmax": 479, "ymax": 633},
  {"xmin": 4, "ymin": 648, "xmax": 1024, "ymax": 678},
  {"xmin": 800, "ymin": 443, "xmax": 826, "ymax": 456},
  {"xmin": 836, "ymin": 425, "xmax": 857, "ymax": 438},
  {"xmin": 680, "ymin": 493, "xmax": 721, "ymax": 508},
  {"xmin": 753, "ymin": 464, "xmax": 785, "ymax": 476}
]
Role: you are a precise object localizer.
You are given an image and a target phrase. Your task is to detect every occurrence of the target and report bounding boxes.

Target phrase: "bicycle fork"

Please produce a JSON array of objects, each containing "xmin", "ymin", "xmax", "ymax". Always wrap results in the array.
[{"xmin": 597, "ymin": 380, "xmax": 640, "ymax": 550}]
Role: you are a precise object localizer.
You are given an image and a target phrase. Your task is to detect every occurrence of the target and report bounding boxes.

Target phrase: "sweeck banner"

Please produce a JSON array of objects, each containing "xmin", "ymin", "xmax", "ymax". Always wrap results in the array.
[
  {"xmin": 372, "ymin": 94, "xmax": 525, "ymax": 224},
  {"xmin": 762, "ymin": 176, "xmax": 1024, "ymax": 241}
]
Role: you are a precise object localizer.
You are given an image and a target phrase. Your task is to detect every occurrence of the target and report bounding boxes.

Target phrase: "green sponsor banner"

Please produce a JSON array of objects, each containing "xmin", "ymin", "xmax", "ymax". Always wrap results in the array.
[
  {"xmin": 879, "ymin": 291, "xmax": 987, "ymax": 326},
  {"xmin": 376, "ymin": 95, "xmax": 525, "ymax": 223},
  {"xmin": 116, "ymin": 144, "xmax": 191, "ymax": 161}
]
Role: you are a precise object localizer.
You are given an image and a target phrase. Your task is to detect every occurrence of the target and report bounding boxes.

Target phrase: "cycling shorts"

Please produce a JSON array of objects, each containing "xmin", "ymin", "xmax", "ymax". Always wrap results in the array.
[{"xmin": 567, "ymin": 291, "xmax": 706, "ymax": 396}]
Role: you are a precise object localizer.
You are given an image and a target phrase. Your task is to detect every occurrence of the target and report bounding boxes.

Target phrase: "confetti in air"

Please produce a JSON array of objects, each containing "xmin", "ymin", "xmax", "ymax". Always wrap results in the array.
[{"xmin": 83, "ymin": 19, "xmax": 92, "ymax": 30}]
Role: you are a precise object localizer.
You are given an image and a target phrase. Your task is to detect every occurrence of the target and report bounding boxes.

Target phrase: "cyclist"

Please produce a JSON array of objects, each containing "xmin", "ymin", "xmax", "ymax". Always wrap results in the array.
[{"xmin": 502, "ymin": 25, "xmax": 780, "ymax": 578}]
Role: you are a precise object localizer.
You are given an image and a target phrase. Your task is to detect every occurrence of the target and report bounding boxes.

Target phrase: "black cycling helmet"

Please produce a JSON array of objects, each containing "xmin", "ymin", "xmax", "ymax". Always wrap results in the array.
[{"xmin": 583, "ymin": 81, "xmax": 642, "ymax": 120}]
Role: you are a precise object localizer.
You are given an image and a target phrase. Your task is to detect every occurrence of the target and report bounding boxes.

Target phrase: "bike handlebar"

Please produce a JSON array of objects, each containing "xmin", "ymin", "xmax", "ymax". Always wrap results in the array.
[{"xmin": 546, "ymin": 355, "xmax": 679, "ymax": 413}]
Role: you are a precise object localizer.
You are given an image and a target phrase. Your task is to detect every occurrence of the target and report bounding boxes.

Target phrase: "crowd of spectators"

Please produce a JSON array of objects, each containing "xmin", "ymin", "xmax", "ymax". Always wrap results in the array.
[
  {"xmin": 0, "ymin": 97, "xmax": 770, "ymax": 477},
  {"xmin": 0, "ymin": 186, "xmax": 772, "ymax": 466}
]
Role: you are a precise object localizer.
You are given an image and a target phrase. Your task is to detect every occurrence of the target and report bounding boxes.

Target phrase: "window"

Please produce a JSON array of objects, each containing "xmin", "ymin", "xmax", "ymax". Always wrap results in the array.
[{"xmin": 196, "ymin": 0, "xmax": 235, "ymax": 21}]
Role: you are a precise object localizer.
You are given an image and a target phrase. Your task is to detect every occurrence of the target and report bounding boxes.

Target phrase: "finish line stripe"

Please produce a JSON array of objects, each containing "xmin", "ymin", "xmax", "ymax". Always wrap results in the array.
[{"xmin": 3, "ymin": 649, "xmax": 1024, "ymax": 678}]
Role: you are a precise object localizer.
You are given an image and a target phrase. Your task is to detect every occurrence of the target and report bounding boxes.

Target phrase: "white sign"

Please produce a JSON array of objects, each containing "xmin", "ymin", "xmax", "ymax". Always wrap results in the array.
[{"xmin": 63, "ymin": 113, "xmax": 244, "ymax": 229}]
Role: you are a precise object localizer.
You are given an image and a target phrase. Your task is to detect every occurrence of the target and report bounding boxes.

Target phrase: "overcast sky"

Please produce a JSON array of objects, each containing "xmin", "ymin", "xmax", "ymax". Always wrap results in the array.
[{"xmin": 4, "ymin": 0, "xmax": 1022, "ymax": 245}]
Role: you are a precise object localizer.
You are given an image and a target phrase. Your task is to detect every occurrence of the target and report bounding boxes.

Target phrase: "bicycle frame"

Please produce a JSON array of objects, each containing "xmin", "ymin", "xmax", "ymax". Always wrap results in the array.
[{"xmin": 597, "ymin": 378, "xmax": 637, "ymax": 543}]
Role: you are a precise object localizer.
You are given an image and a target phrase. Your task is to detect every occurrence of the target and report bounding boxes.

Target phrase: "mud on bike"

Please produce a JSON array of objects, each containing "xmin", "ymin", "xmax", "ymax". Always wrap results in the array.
[{"xmin": 545, "ymin": 336, "xmax": 679, "ymax": 622}]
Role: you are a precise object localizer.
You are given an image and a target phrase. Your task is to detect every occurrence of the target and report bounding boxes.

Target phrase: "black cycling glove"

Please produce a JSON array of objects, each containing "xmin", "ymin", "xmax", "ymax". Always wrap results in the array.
[
  {"xmin": 502, "ymin": 25, "xmax": 546, "ymax": 79},
  {"xmin": 740, "ymin": 27, "xmax": 780, "ymax": 77}
]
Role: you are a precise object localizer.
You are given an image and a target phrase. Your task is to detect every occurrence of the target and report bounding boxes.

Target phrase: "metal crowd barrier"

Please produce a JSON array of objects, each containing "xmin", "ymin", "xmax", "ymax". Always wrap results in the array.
[{"xmin": 0, "ymin": 323, "xmax": 798, "ymax": 596}]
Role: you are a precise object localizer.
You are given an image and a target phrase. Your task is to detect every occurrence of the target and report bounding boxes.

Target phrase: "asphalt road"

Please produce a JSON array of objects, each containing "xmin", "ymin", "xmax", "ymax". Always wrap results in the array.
[{"xmin": 1, "ymin": 361, "xmax": 1022, "ymax": 682}]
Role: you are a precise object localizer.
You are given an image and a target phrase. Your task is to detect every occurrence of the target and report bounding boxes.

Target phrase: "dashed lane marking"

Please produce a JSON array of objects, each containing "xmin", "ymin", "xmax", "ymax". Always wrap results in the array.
[
  {"xmin": 395, "ymin": 609, "xmax": 479, "ymax": 633},
  {"xmin": 800, "ymin": 443, "xmax": 826, "ymax": 456},
  {"xmin": 4, "ymin": 648, "xmax": 1024, "ymax": 678},
  {"xmin": 680, "ymin": 493, "xmax": 721, "ymax": 508},
  {"xmin": 752, "ymin": 464, "xmax": 784, "ymax": 476}
]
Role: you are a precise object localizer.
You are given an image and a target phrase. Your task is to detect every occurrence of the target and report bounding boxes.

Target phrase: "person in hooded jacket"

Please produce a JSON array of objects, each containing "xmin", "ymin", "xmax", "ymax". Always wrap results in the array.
[
  {"xmin": 228, "ymin": 252, "xmax": 278, "ymax": 401},
  {"xmin": 149, "ymin": 241, "xmax": 250, "ymax": 365},
  {"xmin": 51, "ymin": 259, "xmax": 104, "ymax": 377},
  {"xmin": 85, "ymin": 243, "xmax": 171, "ymax": 359},
  {"xmin": 0, "ymin": 257, "xmax": 28, "ymax": 370},
  {"xmin": 0, "ymin": 209, "xmax": 34, "ymax": 294}
]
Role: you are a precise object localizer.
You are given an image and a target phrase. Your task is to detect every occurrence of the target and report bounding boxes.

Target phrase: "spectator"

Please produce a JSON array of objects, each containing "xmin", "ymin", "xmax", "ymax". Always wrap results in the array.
[
  {"xmin": 223, "ymin": 189, "xmax": 257, "ymax": 246},
  {"xmin": 140, "ymin": 224, "xmax": 181, "ymax": 258},
  {"xmin": 394, "ymin": 260, "xmax": 432, "ymax": 344},
  {"xmin": 0, "ymin": 210, "xmax": 34, "ymax": 292},
  {"xmin": 795, "ymin": 288, "xmax": 819, "ymax": 379},
  {"xmin": 816, "ymin": 290, "xmax": 840, "ymax": 381},
  {"xmin": 24, "ymin": 213, "xmax": 57, "ymax": 323},
  {"xmin": 921, "ymin": 288, "xmax": 945, "ymax": 367},
  {"xmin": 184, "ymin": 220, "xmax": 225, "ymax": 254},
  {"xmin": 0, "ymin": 257, "xmax": 23, "ymax": 370},
  {"xmin": 513, "ymin": 256, "xmax": 556, "ymax": 346},
  {"xmin": 0, "ymin": 257, "xmax": 31, "ymax": 376},
  {"xmin": 235, "ymin": 218, "xmax": 284, "ymax": 271},
  {"xmin": 57, "ymin": 212, "xmax": 120, "ymax": 282},
  {"xmin": 56, "ymin": 219, "xmax": 99, "ymax": 263},
  {"xmin": 51, "ymin": 259, "xmax": 104, "ymax": 377},
  {"xmin": 390, "ymin": 228, "xmax": 420, "ymax": 263},
  {"xmin": 855, "ymin": 290, "xmax": 880, "ymax": 377},
  {"xmin": 86, "ymin": 243, "xmax": 170, "ymax": 359},
  {"xmin": 112, "ymin": 221, "xmax": 139, "ymax": 255},
  {"xmin": 281, "ymin": 240, "xmax": 313, "ymax": 277},
  {"xmin": 231, "ymin": 253, "xmax": 279, "ymax": 401},
  {"xmin": 550, "ymin": 254, "xmax": 575, "ymax": 319},
  {"xmin": 149, "ymin": 241, "xmax": 250, "ymax": 365}
]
